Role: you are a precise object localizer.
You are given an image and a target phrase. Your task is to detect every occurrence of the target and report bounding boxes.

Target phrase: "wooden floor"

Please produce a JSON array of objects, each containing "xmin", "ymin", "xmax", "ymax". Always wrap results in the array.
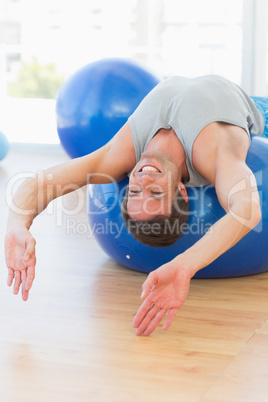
[{"xmin": 0, "ymin": 149, "xmax": 268, "ymax": 402}]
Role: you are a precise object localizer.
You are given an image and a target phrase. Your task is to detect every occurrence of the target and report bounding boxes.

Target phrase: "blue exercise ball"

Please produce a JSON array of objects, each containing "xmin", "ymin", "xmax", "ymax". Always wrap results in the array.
[
  {"xmin": 87, "ymin": 135, "xmax": 268, "ymax": 278},
  {"xmin": 0, "ymin": 131, "xmax": 10, "ymax": 161},
  {"xmin": 56, "ymin": 58, "xmax": 160, "ymax": 158}
]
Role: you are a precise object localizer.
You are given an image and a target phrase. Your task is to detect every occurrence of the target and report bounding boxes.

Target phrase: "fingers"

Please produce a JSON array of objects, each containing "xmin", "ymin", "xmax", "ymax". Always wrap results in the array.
[
  {"xmin": 11, "ymin": 268, "xmax": 32, "ymax": 300},
  {"xmin": 142, "ymin": 308, "xmax": 167, "ymax": 336},
  {"xmin": 7, "ymin": 261, "xmax": 35, "ymax": 298},
  {"xmin": 133, "ymin": 297, "xmax": 153, "ymax": 328},
  {"xmin": 7, "ymin": 268, "xmax": 14, "ymax": 287},
  {"xmin": 135, "ymin": 304, "xmax": 160, "ymax": 336},
  {"xmin": 134, "ymin": 307, "xmax": 179, "ymax": 336},
  {"xmin": 25, "ymin": 266, "xmax": 35, "ymax": 291},
  {"xmin": 132, "ymin": 298, "xmax": 152, "ymax": 328},
  {"xmin": 137, "ymin": 307, "xmax": 167, "ymax": 336},
  {"xmin": 5, "ymin": 230, "xmax": 36, "ymax": 300},
  {"xmin": 13, "ymin": 271, "xmax": 21, "ymax": 295},
  {"xmin": 24, "ymin": 237, "xmax": 36, "ymax": 262},
  {"xmin": 141, "ymin": 272, "xmax": 157, "ymax": 300},
  {"xmin": 163, "ymin": 308, "xmax": 179, "ymax": 331},
  {"xmin": 21, "ymin": 269, "xmax": 29, "ymax": 301}
]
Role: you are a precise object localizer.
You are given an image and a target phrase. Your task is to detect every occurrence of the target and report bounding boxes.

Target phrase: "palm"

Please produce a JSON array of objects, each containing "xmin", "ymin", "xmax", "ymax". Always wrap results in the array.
[
  {"xmin": 133, "ymin": 261, "xmax": 192, "ymax": 336},
  {"xmin": 150, "ymin": 264, "xmax": 190, "ymax": 309},
  {"xmin": 6, "ymin": 231, "xmax": 28, "ymax": 269},
  {"xmin": 5, "ymin": 229, "xmax": 36, "ymax": 301}
]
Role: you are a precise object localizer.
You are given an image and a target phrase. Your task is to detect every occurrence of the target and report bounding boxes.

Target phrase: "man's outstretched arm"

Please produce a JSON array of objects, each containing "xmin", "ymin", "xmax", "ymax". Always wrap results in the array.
[
  {"xmin": 133, "ymin": 152, "xmax": 261, "ymax": 336},
  {"xmin": 5, "ymin": 122, "xmax": 136, "ymax": 300}
]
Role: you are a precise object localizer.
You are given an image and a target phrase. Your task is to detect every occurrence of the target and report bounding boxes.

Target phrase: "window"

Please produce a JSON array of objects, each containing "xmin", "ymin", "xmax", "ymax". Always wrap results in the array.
[{"xmin": 0, "ymin": 0, "xmax": 267, "ymax": 146}]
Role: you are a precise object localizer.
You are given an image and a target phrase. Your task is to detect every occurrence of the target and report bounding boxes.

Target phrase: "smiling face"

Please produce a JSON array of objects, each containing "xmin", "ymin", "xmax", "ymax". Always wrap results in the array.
[{"xmin": 127, "ymin": 151, "xmax": 181, "ymax": 220}]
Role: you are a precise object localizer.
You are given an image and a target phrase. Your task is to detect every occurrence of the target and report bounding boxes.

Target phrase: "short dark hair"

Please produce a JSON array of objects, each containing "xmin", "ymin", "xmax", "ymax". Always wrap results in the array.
[{"xmin": 121, "ymin": 187, "xmax": 189, "ymax": 247}]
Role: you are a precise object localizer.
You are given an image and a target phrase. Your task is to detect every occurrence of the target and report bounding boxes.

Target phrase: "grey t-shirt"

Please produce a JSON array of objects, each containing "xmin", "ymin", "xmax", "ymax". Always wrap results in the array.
[{"xmin": 128, "ymin": 75, "xmax": 265, "ymax": 187}]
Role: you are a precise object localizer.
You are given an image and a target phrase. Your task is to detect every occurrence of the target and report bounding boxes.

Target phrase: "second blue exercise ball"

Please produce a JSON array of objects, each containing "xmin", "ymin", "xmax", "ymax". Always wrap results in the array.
[{"xmin": 56, "ymin": 58, "xmax": 160, "ymax": 158}]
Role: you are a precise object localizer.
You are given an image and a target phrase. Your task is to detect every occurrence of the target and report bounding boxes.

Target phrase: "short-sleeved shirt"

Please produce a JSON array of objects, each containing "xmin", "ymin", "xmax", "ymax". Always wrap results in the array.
[{"xmin": 128, "ymin": 75, "xmax": 265, "ymax": 187}]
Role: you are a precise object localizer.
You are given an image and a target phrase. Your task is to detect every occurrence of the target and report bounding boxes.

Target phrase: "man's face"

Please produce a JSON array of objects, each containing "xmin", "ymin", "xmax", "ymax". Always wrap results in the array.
[{"xmin": 127, "ymin": 151, "xmax": 180, "ymax": 220}]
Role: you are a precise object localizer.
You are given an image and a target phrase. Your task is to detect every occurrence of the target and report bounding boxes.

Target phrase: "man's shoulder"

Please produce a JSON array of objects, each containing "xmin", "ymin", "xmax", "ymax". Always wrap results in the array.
[
  {"xmin": 192, "ymin": 122, "xmax": 250, "ymax": 184},
  {"xmin": 108, "ymin": 122, "xmax": 137, "ymax": 175},
  {"xmin": 194, "ymin": 122, "xmax": 250, "ymax": 154}
]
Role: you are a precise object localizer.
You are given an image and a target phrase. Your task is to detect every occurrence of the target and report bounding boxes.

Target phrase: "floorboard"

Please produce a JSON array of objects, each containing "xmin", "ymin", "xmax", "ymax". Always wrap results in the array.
[{"xmin": 0, "ymin": 150, "xmax": 268, "ymax": 402}]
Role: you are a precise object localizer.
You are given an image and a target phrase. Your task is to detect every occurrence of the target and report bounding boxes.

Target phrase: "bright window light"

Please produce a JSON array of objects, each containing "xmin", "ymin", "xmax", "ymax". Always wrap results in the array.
[{"xmin": 0, "ymin": 0, "xmax": 266, "ymax": 146}]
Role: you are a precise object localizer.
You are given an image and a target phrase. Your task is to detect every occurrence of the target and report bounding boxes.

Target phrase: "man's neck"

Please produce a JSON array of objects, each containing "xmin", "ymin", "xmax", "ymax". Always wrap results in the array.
[{"xmin": 146, "ymin": 128, "xmax": 189, "ymax": 182}]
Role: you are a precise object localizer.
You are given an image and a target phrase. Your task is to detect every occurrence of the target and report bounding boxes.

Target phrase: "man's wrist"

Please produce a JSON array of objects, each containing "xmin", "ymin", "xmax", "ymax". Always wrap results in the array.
[
  {"xmin": 7, "ymin": 216, "xmax": 31, "ymax": 232},
  {"xmin": 173, "ymin": 253, "xmax": 197, "ymax": 279}
]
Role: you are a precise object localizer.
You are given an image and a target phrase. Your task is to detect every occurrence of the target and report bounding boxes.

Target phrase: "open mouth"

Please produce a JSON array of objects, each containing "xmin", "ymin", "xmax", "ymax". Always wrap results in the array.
[{"xmin": 139, "ymin": 165, "xmax": 161, "ymax": 173}]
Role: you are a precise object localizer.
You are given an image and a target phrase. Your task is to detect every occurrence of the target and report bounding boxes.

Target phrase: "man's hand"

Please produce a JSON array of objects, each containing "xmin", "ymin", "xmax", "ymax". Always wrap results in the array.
[
  {"xmin": 133, "ymin": 260, "xmax": 192, "ymax": 336},
  {"xmin": 4, "ymin": 228, "xmax": 36, "ymax": 301}
]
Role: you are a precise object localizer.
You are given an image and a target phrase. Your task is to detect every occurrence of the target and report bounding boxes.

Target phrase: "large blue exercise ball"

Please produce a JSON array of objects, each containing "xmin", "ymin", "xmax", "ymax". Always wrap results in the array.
[
  {"xmin": 87, "ymin": 135, "xmax": 268, "ymax": 278},
  {"xmin": 0, "ymin": 131, "xmax": 10, "ymax": 161},
  {"xmin": 56, "ymin": 58, "xmax": 160, "ymax": 158}
]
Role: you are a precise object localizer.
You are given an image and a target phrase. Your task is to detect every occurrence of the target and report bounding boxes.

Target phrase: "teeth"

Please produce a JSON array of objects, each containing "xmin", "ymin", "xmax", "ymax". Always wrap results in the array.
[{"xmin": 142, "ymin": 166, "xmax": 160, "ymax": 172}]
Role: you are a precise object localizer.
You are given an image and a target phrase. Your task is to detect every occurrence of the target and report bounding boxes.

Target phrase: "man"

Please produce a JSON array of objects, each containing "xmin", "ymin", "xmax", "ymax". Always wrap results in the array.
[{"xmin": 5, "ymin": 75, "xmax": 265, "ymax": 336}]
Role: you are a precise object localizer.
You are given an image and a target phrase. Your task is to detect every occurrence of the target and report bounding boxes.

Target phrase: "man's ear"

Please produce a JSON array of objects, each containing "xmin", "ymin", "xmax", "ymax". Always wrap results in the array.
[{"xmin": 178, "ymin": 182, "xmax": 188, "ymax": 203}]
